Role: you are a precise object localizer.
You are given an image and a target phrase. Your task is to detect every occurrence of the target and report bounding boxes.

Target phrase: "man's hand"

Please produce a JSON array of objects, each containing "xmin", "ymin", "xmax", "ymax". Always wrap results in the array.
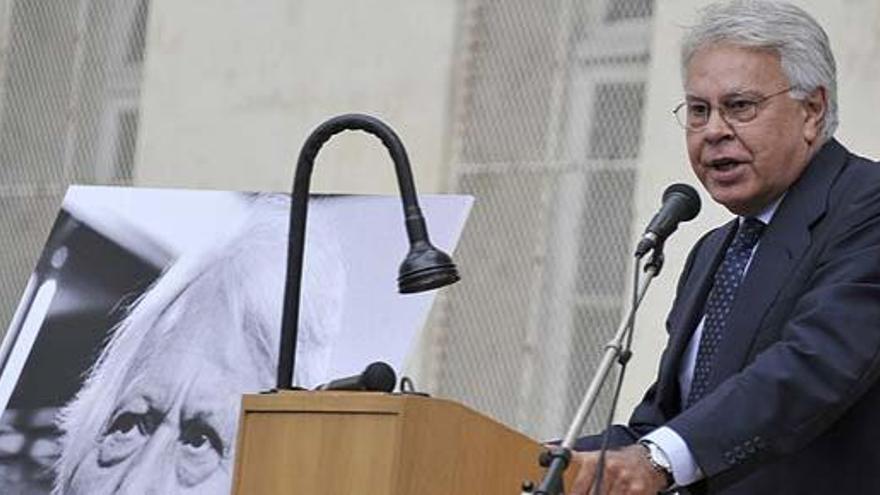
[{"xmin": 568, "ymin": 445, "xmax": 669, "ymax": 495}]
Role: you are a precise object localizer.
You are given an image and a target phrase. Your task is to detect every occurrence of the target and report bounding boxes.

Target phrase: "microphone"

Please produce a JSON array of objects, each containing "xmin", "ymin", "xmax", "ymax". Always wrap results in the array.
[
  {"xmin": 635, "ymin": 183, "xmax": 701, "ymax": 257},
  {"xmin": 315, "ymin": 361, "xmax": 397, "ymax": 392}
]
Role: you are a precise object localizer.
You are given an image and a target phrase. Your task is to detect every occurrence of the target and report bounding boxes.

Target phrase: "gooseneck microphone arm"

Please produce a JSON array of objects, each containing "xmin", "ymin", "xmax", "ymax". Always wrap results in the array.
[{"xmin": 277, "ymin": 114, "xmax": 459, "ymax": 391}]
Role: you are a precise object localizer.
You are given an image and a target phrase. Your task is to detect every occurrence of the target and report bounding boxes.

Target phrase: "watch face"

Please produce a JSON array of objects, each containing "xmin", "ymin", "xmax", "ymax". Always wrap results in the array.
[{"xmin": 647, "ymin": 443, "xmax": 673, "ymax": 471}]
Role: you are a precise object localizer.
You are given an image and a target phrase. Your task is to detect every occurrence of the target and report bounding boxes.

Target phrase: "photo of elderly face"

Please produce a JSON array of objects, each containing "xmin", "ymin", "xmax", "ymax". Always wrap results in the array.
[
  {"xmin": 0, "ymin": 188, "xmax": 344, "ymax": 494},
  {"xmin": 0, "ymin": 187, "xmax": 469, "ymax": 494},
  {"xmin": 49, "ymin": 194, "xmax": 342, "ymax": 494},
  {"xmin": 48, "ymin": 193, "xmax": 344, "ymax": 494}
]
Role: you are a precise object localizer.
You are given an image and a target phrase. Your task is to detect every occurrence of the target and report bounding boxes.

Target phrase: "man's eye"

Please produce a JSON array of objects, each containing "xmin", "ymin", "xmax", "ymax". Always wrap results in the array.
[
  {"xmin": 726, "ymin": 99, "xmax": 756, "ymax": 113},
  {"xmin": 688, "ymin": 103, "xmax": 709, "ymax": 117}
]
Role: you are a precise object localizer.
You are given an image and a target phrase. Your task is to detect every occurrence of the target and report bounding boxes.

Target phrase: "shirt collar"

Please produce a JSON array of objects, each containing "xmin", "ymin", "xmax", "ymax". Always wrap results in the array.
[{"xmin": 740, "ymin": 194, "xmax": 784, "ymax": 226}]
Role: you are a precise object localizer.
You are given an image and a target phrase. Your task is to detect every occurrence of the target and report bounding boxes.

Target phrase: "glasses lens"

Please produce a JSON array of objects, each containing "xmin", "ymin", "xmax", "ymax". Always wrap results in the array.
[
  {"xmin": 674, "ymin": 104, "xmax": 690, "ymax": 129},
  {"xmin": 723, "ymin": 99, "xmax": 759, "ymax": 123},
  {"xmin": 674, "ymin": 103, "xmax": 708, "ymax": 130}
]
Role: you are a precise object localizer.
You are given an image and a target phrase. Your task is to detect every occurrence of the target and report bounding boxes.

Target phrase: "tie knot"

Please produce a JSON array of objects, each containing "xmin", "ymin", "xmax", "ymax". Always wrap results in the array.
[{"xmin": 735, "ymin": 218, "xmax": 765, "ymax": 250}]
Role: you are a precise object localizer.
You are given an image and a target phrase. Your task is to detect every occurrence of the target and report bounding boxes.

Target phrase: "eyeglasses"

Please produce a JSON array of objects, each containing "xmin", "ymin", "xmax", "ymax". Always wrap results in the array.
[{"xmin": 673, "ymin": 86, "xmax": 797, "ymax": 131}]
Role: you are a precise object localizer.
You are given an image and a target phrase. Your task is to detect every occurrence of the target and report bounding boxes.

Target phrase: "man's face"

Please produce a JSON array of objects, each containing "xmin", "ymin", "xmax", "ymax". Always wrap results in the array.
[
  {"xmin": 66, "ymin": 283, "xmax": 265, "ymax": 494},
  {"xmin": 684, "ymin": 43, "xmax": 825, "ymax": 215}
]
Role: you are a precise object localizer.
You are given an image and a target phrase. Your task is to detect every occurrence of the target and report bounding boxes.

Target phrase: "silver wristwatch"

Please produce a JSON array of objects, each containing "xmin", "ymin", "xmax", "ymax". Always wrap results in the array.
[{"xmin": 639, "ymin": 440, "xmax": 674, "ymax": 488}]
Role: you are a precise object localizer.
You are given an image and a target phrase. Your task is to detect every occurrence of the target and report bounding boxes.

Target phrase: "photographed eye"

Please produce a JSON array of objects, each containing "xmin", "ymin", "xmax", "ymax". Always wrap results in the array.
[
  {"xmin": 180, "ymin": 419, "xmax": 223, "ymax": 455},
  {"xmin": 98, "ymin": 411, "xmax": 154, "ymax": 466},
  {"xmin": 177, "ymin": 418, "xmax": 224, "ymax": 486},
  {"xmin": 107, "ymin": 412, "xmax": 145, "ymax": 436}
]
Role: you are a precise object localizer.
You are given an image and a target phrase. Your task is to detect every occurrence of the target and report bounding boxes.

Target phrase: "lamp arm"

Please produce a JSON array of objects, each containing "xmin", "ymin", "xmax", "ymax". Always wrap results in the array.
[{"xmin": 277, "ymin": 113, "xmax": 442, "ymax": 390}]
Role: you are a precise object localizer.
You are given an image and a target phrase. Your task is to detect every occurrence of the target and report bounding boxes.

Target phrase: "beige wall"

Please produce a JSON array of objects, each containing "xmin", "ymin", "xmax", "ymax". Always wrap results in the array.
[
  {"xmin": 133, "ymin": 0, "xmax": 458, "ymax": 195},
  {"xmin": 619, "ymin": 0, "xmax": 880, "ymax": 418}
]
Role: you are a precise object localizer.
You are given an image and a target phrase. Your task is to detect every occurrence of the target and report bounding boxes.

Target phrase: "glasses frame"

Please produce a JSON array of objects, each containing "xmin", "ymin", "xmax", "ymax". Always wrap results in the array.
[{"xmin": 673, "ymin": 86, "xmax": 797, "ymax": 131}]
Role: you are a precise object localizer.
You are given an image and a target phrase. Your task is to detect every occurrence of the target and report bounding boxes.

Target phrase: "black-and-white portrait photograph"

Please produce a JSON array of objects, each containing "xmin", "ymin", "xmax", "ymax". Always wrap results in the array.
[{"xmin": 0, "ymin": 186, "xmax": 471, "ymax": 494}]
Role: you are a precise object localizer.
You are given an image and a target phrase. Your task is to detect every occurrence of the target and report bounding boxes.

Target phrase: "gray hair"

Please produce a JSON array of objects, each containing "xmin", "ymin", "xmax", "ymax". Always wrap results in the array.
[{"xmin": 681, "ymin": 0, "xmax": 838, "ymax": 142}]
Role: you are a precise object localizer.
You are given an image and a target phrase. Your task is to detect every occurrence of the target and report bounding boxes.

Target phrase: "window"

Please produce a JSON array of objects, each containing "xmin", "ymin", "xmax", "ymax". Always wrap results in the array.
[
  {"xmin": 588, "ymin": 82, "xmax": 646, "ymax": 160},
  {"xmin": 605, "ymin": 0, "xmax": 654, "ymax": 23},
  {"xmin": 434, "ymin": 0, "xmax": 655, "ymax": 439}
]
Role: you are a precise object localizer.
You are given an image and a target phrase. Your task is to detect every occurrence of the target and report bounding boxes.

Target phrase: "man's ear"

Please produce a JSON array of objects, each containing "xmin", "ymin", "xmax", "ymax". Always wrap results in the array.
[{"xmin": 802, "ymin": 86, "xmax": 827, "ymax": 145}]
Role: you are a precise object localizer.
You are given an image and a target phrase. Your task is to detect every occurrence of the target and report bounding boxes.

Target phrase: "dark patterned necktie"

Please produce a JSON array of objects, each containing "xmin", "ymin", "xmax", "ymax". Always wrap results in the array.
[{"xmin": 686, "ymin": 218, "xmax": 766, "ymax": 408}]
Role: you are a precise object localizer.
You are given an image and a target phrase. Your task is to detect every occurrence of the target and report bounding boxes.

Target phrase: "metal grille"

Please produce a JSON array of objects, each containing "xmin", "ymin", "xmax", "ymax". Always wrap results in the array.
[
  {"xmin": 428, "ymin": 0, "xmax": 655, "ymax": 441},
  {"xmin": 0, "ymin": 0, "xmax": 147, "ymax": 336}
]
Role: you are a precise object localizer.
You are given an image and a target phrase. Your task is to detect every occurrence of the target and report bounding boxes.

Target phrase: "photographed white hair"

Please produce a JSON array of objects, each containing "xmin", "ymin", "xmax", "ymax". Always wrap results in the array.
[
  {"xmin": 52, "ymin": 193, "xmax": 346, "ymax": 493},
  {"xmin": 681, "ymin": 0, "xmax": 838, "ymax": 142}
]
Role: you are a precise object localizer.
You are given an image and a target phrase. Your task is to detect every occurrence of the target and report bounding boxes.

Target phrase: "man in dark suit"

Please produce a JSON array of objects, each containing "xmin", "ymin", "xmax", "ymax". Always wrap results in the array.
[{"xmin": 568, "ymin": 2, "xmax": 880, "ymax": 494}]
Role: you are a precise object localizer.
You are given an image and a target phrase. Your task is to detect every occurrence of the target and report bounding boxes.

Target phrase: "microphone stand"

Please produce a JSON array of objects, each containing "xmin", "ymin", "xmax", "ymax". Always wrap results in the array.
[{"xmin": 521, "ymin": 245, "xmax": 665, "ymax": 495}]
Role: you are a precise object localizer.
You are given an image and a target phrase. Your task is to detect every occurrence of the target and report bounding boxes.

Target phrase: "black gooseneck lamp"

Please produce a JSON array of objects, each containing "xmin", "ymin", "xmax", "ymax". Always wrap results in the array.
[{"xmin": 276, "ymin": 113, "xmax": 460, "ymax": 390}]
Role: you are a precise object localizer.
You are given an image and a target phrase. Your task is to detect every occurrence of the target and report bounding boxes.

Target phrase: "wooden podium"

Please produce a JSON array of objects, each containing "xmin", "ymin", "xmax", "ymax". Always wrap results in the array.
[{"xmin": 231, "ymin": 391, "xmax": 568, "ymax": 494}]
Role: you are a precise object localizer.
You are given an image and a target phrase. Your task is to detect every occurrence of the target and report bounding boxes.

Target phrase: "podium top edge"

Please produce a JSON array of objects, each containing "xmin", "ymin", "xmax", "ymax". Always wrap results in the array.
[{"xmin": 240, "ymin": 391, "xmax": 443, "ymax": 414}]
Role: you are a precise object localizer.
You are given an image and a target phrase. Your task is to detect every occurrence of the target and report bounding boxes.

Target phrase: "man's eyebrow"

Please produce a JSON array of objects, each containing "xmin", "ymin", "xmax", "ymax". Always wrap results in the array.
[
  {"xmin": 721, "ymin": 89, "xmax": 763, "ymax": 98},
  {"xmin": 691, "ymin": 86, "xmax": 772, "ymax": 100}
]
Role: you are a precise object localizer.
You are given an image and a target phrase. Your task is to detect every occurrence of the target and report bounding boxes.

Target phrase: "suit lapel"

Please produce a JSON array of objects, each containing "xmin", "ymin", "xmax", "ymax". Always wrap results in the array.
[{"xmin": 705, "ymin": 139, "xmax": 848, "ymax": 390}]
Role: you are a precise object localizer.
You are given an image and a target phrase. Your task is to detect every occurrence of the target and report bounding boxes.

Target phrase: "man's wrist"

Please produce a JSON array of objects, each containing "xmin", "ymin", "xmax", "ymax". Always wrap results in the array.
[{"xmin": 638, "ymin": 440, "xmax": 674, "ymax": 489}]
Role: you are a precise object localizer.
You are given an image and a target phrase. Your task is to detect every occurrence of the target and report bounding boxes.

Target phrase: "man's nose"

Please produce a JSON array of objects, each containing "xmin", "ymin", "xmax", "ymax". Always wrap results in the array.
[
  {"xmin": 116, "ymin": 425, "xmax": 177, "ymax": 494},
  {"xmin": 702, "ymin": 106, "xmax": 735, "ymax": 143}
]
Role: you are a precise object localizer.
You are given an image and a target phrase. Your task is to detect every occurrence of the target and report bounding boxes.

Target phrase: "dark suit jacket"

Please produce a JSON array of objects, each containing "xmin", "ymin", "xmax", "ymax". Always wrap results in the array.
[{"xmin": 575, "ymin": 139, "xmax": 880, "ymax": 494}]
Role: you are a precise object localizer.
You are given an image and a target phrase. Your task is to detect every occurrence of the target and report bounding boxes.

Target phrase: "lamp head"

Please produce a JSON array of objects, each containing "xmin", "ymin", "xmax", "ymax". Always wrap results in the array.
[{"xmin": 398, "ymin": 241, "xmax": 460, "ymax": 293}]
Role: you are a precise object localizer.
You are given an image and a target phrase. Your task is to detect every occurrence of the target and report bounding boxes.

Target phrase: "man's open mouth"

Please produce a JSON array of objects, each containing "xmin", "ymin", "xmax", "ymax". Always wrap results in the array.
[{"xmin": 708, "ymin": 158, "xmax": 743, "ymax": 172}]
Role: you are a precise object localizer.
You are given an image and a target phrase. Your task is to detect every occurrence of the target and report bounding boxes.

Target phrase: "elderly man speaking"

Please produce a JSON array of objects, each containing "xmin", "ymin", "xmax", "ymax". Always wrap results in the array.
[{"xmin": 569, "ymin": 1, "xmax": 880, "ymax": 494}]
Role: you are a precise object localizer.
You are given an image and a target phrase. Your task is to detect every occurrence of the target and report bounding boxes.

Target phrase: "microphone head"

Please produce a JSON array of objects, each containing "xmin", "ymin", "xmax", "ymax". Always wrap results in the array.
[
  {"xmin": 398, "ymin": 242, "xmax": 460, "ymax": 294},
  {"xmin": 662, "ymin": 183, "xmax": 701, "ymax": 221},
  {"xmin": 362, "ymin": 361, "xmax": 397, "ymax": 392}
]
